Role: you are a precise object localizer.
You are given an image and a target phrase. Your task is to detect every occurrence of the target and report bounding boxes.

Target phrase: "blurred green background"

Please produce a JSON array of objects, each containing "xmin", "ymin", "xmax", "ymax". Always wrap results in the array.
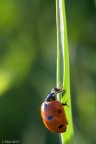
[{"xmin": 0, "ymin": 0, "xmax": 96, "ymax": 144}]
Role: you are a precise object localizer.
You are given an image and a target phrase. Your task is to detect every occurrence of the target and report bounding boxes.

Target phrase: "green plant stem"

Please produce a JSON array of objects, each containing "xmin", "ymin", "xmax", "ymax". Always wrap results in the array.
[
  {"xmin": 56, "ymin": 0, "xmax": 63, "ymax": 101},
  {"xmin": 56, "ymin": 0, "xmax": 74, "ymax": 144}
]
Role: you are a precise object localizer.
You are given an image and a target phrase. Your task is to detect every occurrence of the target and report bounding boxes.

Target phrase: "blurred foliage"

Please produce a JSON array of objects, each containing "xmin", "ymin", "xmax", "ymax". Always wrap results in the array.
[{"xmin": 0, "ymin": 0, "xmax": 96, "ymax": 144}]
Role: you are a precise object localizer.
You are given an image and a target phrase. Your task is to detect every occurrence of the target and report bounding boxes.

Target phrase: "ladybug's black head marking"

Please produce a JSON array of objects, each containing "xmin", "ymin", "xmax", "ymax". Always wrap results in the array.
[{"xmin": 45, "ymin": 87, "xmax": 62, "ymax": 102}]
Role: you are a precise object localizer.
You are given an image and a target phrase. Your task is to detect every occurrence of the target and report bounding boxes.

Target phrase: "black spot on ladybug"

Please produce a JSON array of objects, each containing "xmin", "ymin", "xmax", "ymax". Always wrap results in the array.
[
  {"xmin": 57, "ymin": 109, "xmax": 62, "ymax": 114},
  {"xmin": 44, "ymin": 103, "xmax": 48, "ymax": 111},
  {"xmin": 48, "ymin": 116, "xmax": 53, "ymax": 120},
  {"xmin": 58, "ymin": 124, "xmax": 64, "ymax": 129}
]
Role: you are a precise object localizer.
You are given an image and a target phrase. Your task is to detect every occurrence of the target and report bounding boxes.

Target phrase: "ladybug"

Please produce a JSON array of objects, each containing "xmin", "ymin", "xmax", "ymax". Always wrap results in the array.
[{"xmin": 41, "ymin": 87, "xmax": 68, "ymax": 133}]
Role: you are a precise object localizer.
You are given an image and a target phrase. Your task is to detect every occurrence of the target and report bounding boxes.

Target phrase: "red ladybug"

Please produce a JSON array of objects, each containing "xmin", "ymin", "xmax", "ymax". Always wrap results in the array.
[{"xmin": 41, "ymin": 87, "xmax": 68, "ymax": 133}]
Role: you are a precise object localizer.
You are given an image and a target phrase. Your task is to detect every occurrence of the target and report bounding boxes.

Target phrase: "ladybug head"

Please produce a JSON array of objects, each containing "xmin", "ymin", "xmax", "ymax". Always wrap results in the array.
[{"xmin": 45, "ymin": 87, "xmax": 62, "ymax": 102}]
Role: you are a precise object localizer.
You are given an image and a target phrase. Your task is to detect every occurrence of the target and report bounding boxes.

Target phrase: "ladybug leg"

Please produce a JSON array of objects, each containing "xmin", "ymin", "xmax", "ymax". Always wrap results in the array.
[
  {"xmin": 62, "ymin": 100, "xmax": 68, "ymax": 106},
  {"xmin": 62, "ymin": 102, "xmax": 67, "ymax": 106},
  {"xmin": 67, "ymin": 121, "xmax": 69, "ymax": 125}
]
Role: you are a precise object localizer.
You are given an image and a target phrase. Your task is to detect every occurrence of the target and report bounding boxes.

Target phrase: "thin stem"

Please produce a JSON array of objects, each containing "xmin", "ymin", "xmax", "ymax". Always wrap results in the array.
[{"xmin": 56, "ymin": 0, "xmax": 74, "ymax": 144}]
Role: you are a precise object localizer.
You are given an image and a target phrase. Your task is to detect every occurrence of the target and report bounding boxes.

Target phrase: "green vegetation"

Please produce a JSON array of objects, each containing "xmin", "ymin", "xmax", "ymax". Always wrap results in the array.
[
  {"xmin": 0, "ymin": 0, "xmax": 96, "ymax": 144},
  {"xmin": 56, "ymin": 0, "xmax": 74, "ymax": 143}
]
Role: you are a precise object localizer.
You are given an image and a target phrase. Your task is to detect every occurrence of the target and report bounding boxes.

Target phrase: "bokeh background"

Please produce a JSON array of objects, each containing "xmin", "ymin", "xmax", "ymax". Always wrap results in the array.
[{"xmin": 0, "ymin": 0, "xmax": 96, "ymax": 144}]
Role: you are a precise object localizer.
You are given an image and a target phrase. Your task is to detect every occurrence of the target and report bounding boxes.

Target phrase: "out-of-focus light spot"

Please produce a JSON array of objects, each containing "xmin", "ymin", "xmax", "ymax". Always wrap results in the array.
[{"xmin": 0, "ymin": 71, "xmax": 11, "ymax": 96}]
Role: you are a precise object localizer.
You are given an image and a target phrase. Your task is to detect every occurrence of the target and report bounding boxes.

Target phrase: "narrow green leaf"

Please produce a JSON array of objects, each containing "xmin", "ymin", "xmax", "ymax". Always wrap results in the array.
[{"xmin": 56, "ymin": 0, "xmax": 74, "ymax": 144}]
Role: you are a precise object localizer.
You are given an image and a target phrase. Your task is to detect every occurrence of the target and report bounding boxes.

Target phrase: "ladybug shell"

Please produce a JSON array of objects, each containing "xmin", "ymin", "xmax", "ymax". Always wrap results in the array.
[{"xmin": 41, "ymin": 100, "xmax": 67, "ymax": 133}]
